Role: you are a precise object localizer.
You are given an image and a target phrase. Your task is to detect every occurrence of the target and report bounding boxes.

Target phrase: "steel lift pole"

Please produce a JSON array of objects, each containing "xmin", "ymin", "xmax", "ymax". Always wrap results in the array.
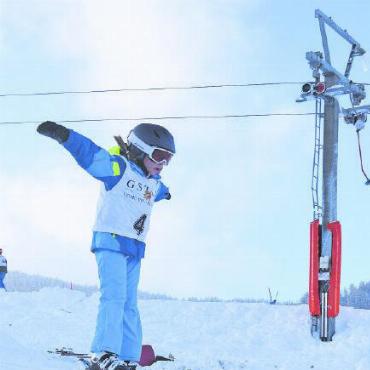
[
  {"xmin": 320, "ymin": 88, "xmax": 339, "ymax": 340},
  {"xmin": 298, "ymin": 9, "xmax": 367, "ymax": 341}
]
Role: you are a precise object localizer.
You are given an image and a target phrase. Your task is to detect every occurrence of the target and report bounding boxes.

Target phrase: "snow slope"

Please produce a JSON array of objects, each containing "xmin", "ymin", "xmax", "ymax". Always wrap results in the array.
[{"xmin": 1, "ymin": 288, "xmax": 370, "ymax": 370}]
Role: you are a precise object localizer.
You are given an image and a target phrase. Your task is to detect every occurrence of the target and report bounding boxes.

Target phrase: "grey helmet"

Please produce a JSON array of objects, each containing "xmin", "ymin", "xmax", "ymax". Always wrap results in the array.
[
  {"xmin": 128, "ymin": 123, "xmax": 175, "ymax": 154},
  {"xmin": 126, "ymin": 123, "xmax": 175, "ymax": 165}
]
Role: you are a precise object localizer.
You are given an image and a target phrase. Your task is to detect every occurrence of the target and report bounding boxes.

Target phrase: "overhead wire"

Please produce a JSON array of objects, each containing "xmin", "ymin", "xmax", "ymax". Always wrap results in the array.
[
  {"xmin": 0, "ymin": 82, "xmax": 305, "ymax": 97},
  {"xmin": 0, "ymin": 112, "xmax": 316, "ymax": 126},
  {"xmin": 0, "ymin": 82, "xmax": 369, "ymax": 97},
  {"xmin": 0, "ymin": 81, "xmax": 319, "ymax": 126}
]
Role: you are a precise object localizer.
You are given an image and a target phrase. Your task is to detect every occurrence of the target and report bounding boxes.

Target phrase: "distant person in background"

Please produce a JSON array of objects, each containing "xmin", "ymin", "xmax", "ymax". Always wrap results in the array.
[{"xmin": 0, "ymin": 248, "xmax": 8, "ymax": 290}]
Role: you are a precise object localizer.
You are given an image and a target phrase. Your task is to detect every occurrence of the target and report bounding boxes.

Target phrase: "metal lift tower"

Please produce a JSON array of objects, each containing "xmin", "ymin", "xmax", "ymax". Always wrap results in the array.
[{"xmin": 297, "ymin": 9, "xmax": 369, "ymax": 341}]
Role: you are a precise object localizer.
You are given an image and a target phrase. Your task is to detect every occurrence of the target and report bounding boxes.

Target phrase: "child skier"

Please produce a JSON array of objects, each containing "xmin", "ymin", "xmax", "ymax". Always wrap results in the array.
[{"xmin": 37, "ymin": 121, "xmax": 175, "ymax": 370}]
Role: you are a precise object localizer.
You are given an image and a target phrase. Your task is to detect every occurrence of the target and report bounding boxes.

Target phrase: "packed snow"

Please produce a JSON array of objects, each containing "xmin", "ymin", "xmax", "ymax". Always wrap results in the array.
[{"xmin": 1, "ymin": 288, "xmax": 370, "ymax": 370}]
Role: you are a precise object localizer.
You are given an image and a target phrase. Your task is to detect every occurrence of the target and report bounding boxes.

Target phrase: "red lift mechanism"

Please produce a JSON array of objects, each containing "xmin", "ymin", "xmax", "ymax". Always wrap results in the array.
[
  {"xmin": 327, "ymin": 221, "xmax": 342, "ymax": 317},
  {"xmin": 309, "ymin": 220, "xmax": 320, "ymax": 316},
  {"xmin": 309, "ymin": 220, "xmax": 342, "ymax": 318}
]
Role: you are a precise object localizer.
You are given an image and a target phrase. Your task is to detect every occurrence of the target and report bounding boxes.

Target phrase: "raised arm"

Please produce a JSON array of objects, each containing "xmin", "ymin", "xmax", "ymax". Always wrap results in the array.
[{"xmin": 37, "ymin": 121, "xmax": 125, "ymax": 189}]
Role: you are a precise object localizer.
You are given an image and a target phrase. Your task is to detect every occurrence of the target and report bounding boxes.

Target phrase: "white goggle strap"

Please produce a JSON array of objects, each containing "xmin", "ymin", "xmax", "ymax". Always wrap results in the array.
[{"xmin": 127, "ymin": 131, "xmax": 154, "ymax": 157}]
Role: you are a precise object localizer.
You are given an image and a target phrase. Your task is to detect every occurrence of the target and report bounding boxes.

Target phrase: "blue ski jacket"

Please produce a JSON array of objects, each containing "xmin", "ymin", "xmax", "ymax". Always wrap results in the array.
[{"xmin": 62, "ymin": 130, "xmax": 170, "ymax": 259}]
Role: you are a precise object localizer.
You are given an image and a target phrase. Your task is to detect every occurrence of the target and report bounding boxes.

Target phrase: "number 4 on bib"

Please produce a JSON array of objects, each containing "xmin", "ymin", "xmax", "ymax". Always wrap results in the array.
[{"xmin": 133, "ymin": 214, "xmax": 147, "ymax": 236}]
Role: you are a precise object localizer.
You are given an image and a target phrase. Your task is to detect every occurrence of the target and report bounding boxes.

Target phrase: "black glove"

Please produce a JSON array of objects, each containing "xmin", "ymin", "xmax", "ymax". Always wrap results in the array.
[{"xmin": 37, "ymin": 121, "xmax": 70, "ymax": 144}]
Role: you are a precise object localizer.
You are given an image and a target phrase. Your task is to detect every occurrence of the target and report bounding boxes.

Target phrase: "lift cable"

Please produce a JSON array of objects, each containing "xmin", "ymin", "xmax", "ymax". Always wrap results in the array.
[
  {"xmin": 0, "ymin": 82, "xmax": 369, "ymax": 98},
  {"xmin": 0, "ymin": 82, "xmax": 307, "ymax": 98},
  {"xmin": 0, "ymin": 112, "xmax": 316, "ymax": 126}
]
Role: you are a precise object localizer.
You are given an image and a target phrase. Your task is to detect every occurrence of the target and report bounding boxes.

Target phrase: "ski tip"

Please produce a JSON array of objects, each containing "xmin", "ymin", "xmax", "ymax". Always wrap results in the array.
[{"xmin": 365, "ymin": 179, "xmax": 370, "ymax": 185}]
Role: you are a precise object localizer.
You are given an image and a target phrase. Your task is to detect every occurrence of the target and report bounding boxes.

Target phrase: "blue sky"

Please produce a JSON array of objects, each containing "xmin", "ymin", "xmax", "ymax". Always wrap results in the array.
[{"xmin": 1, "ymin": 0, "xmax": 370, "ymax": 302}]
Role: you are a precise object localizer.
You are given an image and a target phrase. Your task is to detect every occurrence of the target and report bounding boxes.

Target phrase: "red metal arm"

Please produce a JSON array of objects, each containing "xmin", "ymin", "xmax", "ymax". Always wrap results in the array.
[
  {"xmin": 327, "ymin": 221, "xmax": 342, "ymax": 317},
  {"xmin": 309, "ymin": 220, "xmax": 321, "ymax": 316}
]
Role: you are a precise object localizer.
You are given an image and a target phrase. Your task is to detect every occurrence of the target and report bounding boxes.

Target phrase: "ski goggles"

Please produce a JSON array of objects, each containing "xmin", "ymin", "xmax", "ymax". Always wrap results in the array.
[
  {"xmin": 149, "ymin": 148, "xmax": 174, "ymax": 164},
  {"xmin": 127, "ymin": 131, "xmax": 174, "ymax": 165}
]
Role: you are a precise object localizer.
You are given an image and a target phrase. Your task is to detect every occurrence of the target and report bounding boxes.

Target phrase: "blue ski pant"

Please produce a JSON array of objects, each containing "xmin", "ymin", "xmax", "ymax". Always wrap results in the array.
[
  {"xmin": 0, "ymin": 272, "xmax": 6, "ymax": 290},
  {"xmin": 91, "ymin": 250, "xmax": 142, "ymax": 361}
]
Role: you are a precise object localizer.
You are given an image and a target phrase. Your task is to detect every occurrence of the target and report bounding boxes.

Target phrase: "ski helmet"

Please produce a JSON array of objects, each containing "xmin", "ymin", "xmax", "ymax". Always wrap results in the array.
[{"xmin": 127, "ymin": 123, "xmax": 175, "ymax": 164}]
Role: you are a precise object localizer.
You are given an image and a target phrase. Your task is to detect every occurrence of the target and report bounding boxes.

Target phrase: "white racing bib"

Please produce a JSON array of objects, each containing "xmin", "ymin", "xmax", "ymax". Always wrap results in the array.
[
  {"xmin": 0, "ymin": 256, "xmax": 6, "ymax": 267},
  {"xmin": 93, "ymin": 157, "xmax": 160, "ymax": 241}
]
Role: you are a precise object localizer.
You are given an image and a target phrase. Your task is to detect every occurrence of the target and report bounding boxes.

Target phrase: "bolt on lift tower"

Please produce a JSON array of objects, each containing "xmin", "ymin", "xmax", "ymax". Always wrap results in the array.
[{"xmin": 297, "ymin": 9, "xmax": 368, "ymax": 341}]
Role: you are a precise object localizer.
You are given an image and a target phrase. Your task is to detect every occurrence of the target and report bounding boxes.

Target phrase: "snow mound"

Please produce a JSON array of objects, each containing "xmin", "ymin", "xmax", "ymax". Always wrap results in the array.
[{"xmin": 1, "ymin": 288, "xmax": 370, "ymax": 370}]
